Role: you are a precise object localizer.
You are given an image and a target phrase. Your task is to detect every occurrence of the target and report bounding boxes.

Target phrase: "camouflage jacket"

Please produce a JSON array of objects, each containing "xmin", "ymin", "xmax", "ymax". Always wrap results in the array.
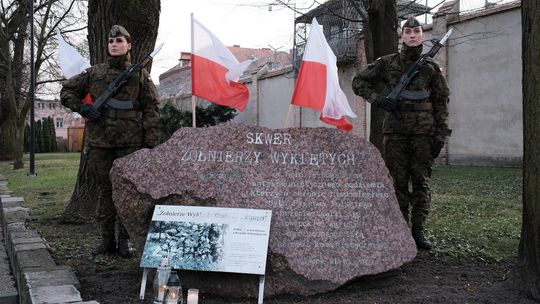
[
  {"xmin": 60, "ymin": 55, "xmax": 160, "ymax": 148},
  {"xmin": 352, "ymin": 44, "xmax": 451, "ymax": 138}
]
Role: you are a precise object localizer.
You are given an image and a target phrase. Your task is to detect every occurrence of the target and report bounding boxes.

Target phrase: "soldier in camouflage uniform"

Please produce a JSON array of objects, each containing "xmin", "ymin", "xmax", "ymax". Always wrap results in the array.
[
  {"xmin": 352, "ymin": 17, "xmax": 451, "ymax": 250},
  {"xmin": 60, "ymin": 25, "xmax": 160, "ymax": 257}
]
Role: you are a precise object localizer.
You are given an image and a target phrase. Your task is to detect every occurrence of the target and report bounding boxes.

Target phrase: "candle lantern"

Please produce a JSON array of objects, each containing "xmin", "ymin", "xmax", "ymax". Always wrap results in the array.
[
  {"xmin": 187, "ymin": 289, "xmax": 199, "ymax": 304},
  {"xmin": 153, "ymin": 256, "xmax": 171, "ymax": 303},
  {"xmin": 164, "ymin": 271, "xmax": 182, "ymax": 304}
]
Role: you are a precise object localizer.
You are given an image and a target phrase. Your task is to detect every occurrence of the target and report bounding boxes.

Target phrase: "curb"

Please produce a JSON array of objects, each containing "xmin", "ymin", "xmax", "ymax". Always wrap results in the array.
[{"xmin": 0, "ymin": 175, "xmax": 99, "ymax": 303}]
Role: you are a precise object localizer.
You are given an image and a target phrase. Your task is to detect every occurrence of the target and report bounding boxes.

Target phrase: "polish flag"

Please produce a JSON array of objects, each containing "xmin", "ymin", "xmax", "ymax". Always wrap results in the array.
[
  {"xmin": 191, "ymin": 17, "xmax": 251, "ymax": 112},
  {"xmin": 291, "ymin": 18, "xmax": 356, "ymax": 131},
  {"xmin": 57, "ymin": 31, "xmax": 90, "ymax": 78}
]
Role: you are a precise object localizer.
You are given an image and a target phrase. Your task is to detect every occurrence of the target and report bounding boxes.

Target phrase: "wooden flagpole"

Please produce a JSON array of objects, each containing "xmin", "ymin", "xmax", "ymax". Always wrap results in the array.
[
  {"xmin": 191, "ymin": 13, "xmax": 197, "ymax": 128},
  {"xmin": 284, "ymin": 104, "xmax": 294, "ymax": 128},
  {"xmin": 192, "ymin": 95, "xmax": 197, "ymax": 127}
]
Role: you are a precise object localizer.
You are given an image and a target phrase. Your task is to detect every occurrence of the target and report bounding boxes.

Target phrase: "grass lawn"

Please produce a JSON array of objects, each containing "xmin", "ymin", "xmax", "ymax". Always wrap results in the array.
[
  {"xmin": 429, "ymin": 166, "xmax": 522, "ymax": 260},
  {"xmin": 0, "ymin": 153, "xmax": 80, "ymax": 219},
  {"xmin": 0, "ymin": 153, "xmax": 523, "ymax": 262}
]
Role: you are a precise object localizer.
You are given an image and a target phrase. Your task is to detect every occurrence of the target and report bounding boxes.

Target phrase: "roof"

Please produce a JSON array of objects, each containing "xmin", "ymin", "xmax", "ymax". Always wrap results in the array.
[
  {"xmin": 157, "ymin": 45, "xmax": 293, "ymax": 97},
  {"xmin": 159, "ymin": 62, "xmax": 190, "ymax": 80},
  {"xmin": 159, "ymin": 45, "xmax": 292, "ymax": 81},
  {"xmin": 295, "ymin": 0, "xmax": 429, "ymax": 24},
  {"xmin": 228, "ymin": 45, "xmax": 292, "ymax": 71}
]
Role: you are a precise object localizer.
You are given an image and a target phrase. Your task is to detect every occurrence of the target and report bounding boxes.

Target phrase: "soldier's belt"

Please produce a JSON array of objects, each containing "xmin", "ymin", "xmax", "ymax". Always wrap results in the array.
[
  {"xmin": 106, "ymin": 109, "xmax": 141, "ymax": 119},
  {"xmin": 399, "ymin": 102, "xmax": 432, "ymax": 112}
]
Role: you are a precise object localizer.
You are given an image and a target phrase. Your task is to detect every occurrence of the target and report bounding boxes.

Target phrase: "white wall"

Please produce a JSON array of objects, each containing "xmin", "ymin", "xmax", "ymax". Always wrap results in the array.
[
  {"xmin": 233, "ymin": 70, "xmax": 297, "ymax": 129},
  {"xmin": 447, "ymin": 8, "xmax": 522, "ymax": 166}
]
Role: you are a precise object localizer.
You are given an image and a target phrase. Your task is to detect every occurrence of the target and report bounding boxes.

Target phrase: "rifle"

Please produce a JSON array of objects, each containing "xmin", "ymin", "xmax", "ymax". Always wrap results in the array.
[
  {"xmin": 387, "ymin": 28, "xmax": 453, "ymax": 119},
  {"xmin": 85, "ymin": 43, "xmax": 164, "ymax": 125}
]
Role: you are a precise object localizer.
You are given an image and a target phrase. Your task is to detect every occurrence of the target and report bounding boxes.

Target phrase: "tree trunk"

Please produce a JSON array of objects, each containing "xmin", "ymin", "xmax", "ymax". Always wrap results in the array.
[
  {"xmin": 62, "ymin": 0, "xmax": 160, "ymax": 221},
  {"xmin": 88, "ymin": 0, "xmax": 160, "ymax": 65},
  {"xmin": 517, "ymin": 0, "xmax": 540, "ymax": 300},
  {"xmin": 12, "ymin": 119, "xmax": 25, "ymax": 169},
  {"xmin": 60, "ymin": 136, "xmax": 97, "ymax": 223},
  {"xmin": 1, "ymin": 1, "xmax": 90, "ymax": 166},
  {"xmin": 366, "ymin": 0, "xmax": 398, "ymax": 152},
  {"xmin": 0, "ymin": 0, "xmax": 30, "ymax": 165},
  {"xmin": 0, "ymin": 27, "xmax": 19, "ymax": 161},
  {"xmin": 0, "ymin": 77, "xmax": 20, "ymax": 163},
  {"xmin": 0, "ymin": 117, "xmax": 16, "ymax": 161}
]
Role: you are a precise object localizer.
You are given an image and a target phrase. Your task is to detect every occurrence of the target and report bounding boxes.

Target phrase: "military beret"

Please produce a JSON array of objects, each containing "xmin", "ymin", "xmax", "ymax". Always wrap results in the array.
[
  {"xmin": 109, "ymin": 25, "xmax": 131, "ymax": 42},
  {"xmin": 403, "ymin": 16, "xmax": 422, "ymax": 29}
]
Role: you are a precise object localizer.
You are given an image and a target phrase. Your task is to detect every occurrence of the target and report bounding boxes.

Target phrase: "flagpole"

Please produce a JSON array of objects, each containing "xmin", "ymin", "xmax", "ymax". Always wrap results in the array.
[
  {"xmin": 284, "ymin": 105, "xmax": 294, "ymax": 128},
  {"xmin": 191, "ymin": 13, "xmax": 197, "ymax": 128},
  {"xmin": 29, "ymin": 0, "xmax": 36, "ymax": 176},
  {"xmin": 192, "ymin": 96, "xmax": 197, "ymax": 127}
]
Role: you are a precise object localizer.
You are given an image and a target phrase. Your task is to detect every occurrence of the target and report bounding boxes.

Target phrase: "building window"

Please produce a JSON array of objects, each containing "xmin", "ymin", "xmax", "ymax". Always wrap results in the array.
[
  {"xmin": 329, "ymin": 25, "xmax": 341, "ymax": 39},
  {"xmin": 56, "ymin": 117, "xmax": 63, "ymax": 128}
]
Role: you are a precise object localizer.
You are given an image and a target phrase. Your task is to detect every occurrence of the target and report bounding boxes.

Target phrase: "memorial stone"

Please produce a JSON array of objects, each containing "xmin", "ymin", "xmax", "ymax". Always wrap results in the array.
[{"xmin": 110, "ymin": 123, "xmax": 417, "ymax": 297}]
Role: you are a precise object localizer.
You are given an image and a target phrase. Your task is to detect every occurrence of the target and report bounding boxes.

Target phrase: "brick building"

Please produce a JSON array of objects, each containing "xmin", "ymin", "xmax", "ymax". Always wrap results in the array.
[{"xmin": 34, "ymin": 98, "xmax": 85, "ymax": 151}]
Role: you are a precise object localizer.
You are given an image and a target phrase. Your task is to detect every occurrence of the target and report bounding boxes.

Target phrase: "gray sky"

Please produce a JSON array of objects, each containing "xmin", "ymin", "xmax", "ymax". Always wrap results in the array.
[
  {"xmin": 151, "ymin": 0, "xmax": 307, "ymax": 82},
  {"xmin": 150, "ymin": 0, "xmax": 515, "ymax": 83}
]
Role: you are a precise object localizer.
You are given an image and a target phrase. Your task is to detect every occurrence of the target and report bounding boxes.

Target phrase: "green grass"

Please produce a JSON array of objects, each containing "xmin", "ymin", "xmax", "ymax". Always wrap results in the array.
[
  {"xmin": 0, "ymin": 154, "xmax": 523, "ymax": 262},
  {"xmin": 0, "ymin": 152, "xmax": 80, "ymax": 219},
  {"xmin": 429, "ymin": 165, "xmax": 522, "ymax": 261}
]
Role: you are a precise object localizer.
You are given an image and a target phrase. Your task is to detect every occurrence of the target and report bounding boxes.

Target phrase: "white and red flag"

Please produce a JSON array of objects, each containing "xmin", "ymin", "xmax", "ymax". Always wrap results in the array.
[
  {"xmin": 191, "ymin": 17, "xmax": 251, "ymax": 111},
  {"xmin": 290, "ymin": 18, "xmax": 356, "ymax": 131},
  {"xmin": 57, "ymin": 31, "xmax": 90, "ymax": 79}
]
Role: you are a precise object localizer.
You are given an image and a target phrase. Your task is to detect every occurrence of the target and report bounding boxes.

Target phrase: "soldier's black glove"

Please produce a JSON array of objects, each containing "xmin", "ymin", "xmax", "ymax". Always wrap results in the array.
[
  {"xmin": 375, "ymin": 95, "xmax": 397, "ymax": 112},
  {"xmin": 80, "ymin": 105, "xmax": 101, "ymax": 122},
  {"xmin": 431, "ymin": 136, "xmax": 445, "ymax": 159}
]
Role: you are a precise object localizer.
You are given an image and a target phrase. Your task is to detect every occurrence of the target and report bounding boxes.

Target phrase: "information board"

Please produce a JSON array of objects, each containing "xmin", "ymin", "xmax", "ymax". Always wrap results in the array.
[{"xmin": 140, "ymin": 205, "xmax": 272, "ymax": 275}]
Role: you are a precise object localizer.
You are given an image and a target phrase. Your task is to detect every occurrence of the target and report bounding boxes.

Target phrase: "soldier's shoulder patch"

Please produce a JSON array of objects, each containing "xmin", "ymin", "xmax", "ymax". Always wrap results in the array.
[
  {"xmin": 140, "ymin": 68, "xmax": 153, "ymax": 82},
  {"xmin": 426, "ymin": 58, "xmax": 442, "ymax": 72},
  {"xmin": 426, "ymin": 57, "xmax": 439, "ymax": 65},
  {"xmin": 64, "ymin": 68, "xmax": 89, "ymax": 83},
  {"xmin": 367, "ymin": 57, "xmax": 382, "ymax": 69},
  {"xmin": 92, "ymin": 64, "xmax": 108, "ymax": 75}
]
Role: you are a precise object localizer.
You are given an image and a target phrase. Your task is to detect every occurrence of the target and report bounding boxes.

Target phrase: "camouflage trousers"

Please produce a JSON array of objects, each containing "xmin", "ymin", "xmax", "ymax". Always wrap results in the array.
[
  {"xmin": 86, "ymin": 146, "xmax": 139, "ymax": 239},
  {"xmin": 383, "ymin": 134, "xmax": 434, "ymax": 228}
]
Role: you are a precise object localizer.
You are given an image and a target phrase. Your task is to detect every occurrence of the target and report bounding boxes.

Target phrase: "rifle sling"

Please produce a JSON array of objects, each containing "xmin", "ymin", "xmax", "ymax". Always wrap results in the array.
[
  {"xmin": 106, "ymin": 109, "xmax": 141, "ymax": 119},
  {"xmin": 106, "ymin": 98, "xmax": 135, "ymax": 110},
  {"xmin": 400, "ymin": 89, "xmax": 429, "ymax": 100}
]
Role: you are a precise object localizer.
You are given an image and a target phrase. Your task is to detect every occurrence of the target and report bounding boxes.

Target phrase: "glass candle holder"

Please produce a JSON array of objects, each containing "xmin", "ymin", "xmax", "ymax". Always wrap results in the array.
[
  {"xmin": 187, "ymin": 289, "xmax": 199, "ymax": 304},
  {"xmin": 164, "ymin": 271, "xmax": 182, "ymax": 304},
  {"xmin": 153, "ymin": 256, "xmax": 171, "ymax": 303}
]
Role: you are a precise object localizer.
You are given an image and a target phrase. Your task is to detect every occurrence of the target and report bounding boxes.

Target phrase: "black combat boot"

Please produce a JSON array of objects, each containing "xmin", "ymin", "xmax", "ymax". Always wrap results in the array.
[
  {"xmin": 91, "ymin": 237, "xmax": 116, "ymax": 256},
  {"xmin": 117, "ymin": 229, "xmax": 132, "ymax": 259},
  {"xmin": 412, "ymin": 226, "xmax": 432, "ymax": 250}
]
